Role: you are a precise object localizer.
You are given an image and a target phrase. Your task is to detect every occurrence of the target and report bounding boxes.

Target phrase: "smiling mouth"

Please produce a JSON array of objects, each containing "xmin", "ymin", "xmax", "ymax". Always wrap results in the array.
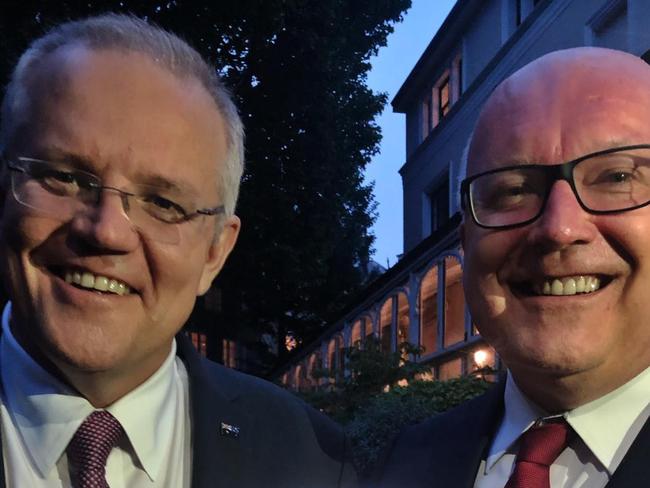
[
  {"xmin": 50, "ymin": 267, "xmax": 132, "ymax": 296},
  {"xmin": 515, "ymin": 275, "xmax": 611, "ymax": 297}
]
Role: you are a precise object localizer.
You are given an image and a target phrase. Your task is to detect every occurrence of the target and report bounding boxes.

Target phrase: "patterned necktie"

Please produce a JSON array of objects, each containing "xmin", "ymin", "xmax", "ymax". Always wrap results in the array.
[
  {"xmin": 67, "ymin": 410, "xmax": 125, "ymax": 488},
  {"xmin": 505, "ymin": 419, "xmax": 573, "ymax": 488}
]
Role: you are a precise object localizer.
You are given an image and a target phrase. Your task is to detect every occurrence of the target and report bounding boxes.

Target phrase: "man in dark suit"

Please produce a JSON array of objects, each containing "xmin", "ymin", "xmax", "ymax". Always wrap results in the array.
[
  {"xmin": 376, "ymin": 47, "xmax": 650, "ymax": 487},
  {"xmin": 0, "ymin": 14, "xmax": 356, "ymax": 487}
]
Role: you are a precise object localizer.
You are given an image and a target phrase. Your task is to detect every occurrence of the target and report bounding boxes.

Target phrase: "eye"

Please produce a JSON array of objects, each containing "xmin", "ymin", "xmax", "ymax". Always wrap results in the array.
[
  {"xmin": 474, "ymin": 173, "xmax": 543, "ymax": 211},
  {"xmin": 31, "ymin": 167, "xmax": 86, "ymax": 196},
  {"xmin": 139, "ymin": 194, "xmax": 187, "ymax": 222}
]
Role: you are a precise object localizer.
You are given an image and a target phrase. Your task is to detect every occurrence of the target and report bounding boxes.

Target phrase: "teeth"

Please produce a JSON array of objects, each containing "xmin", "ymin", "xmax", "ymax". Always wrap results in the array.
[
  {"xmin": 64, "ymin": 270, "xmax": 131, "ymax": 295},
  {"xmin": 535, "ymin": 275, "xmax": 601, "ymax": 296}
]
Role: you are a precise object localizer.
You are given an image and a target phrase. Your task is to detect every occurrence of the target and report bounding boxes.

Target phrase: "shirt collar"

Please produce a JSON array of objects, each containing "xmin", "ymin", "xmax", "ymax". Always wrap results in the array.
[
  {"xmin": 566, "ymin": 366, "xmax": 650, "ymax": 473},
  {"xmin": 484, "ymin": 372, "xmax": 545, "ymax": 473},
  {"xmin": 0, "ymin": 301, "xmax": 179, "ymax": 481},
  {"xmin": 484, "ymin": 367, "xmax": 650, "ymax": 475}
]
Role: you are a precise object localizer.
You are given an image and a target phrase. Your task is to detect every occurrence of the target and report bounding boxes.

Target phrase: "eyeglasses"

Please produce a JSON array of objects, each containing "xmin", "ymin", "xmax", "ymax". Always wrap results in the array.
[
  {"xmin": 461, "ymin": 144, "xmax": 650, "ymax": 229},
  {"xmin": 5, "ymin": 157, "xmax": 224, "ymax": 244}
]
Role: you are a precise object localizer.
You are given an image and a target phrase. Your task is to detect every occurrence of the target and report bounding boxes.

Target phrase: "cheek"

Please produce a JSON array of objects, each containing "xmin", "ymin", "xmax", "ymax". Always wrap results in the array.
[
  {"xmin": 145, "ymin": 244, "xmax": 208, "ymax": 316},
  {"xmin": 463, "ymin": 228, "xmax": 526, "ymax": 322},
  {"xmin": 463, "ymin": 228, "xmax": 521, "ymax": 287}
]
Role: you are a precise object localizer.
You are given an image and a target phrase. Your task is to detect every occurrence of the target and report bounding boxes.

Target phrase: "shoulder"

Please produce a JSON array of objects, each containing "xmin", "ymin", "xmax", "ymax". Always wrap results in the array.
[
  {"xmin": 373, "ymin": 382, "xmax": 504, "ymax": 487},
  {"xmin": 199, "ymin": 357, "xmax": 350, "ymax": 463}
]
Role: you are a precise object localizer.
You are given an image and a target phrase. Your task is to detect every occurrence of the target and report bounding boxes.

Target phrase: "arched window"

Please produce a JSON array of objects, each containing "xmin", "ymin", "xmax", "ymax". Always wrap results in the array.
[
  {"xmin": 351, "ymin": 319, "xmax": 363, "ymax": 348},
  {"xmin": 444, "ymin": 256, "xmax": 466, "ymax": 347},
  {"xmin": 419, "ymin": 265, "xmax": 438, "ymax": 355},
  {"xmin": 327, "ymin": 338, "xmax": 338, "ymax": 375},
  {"xmin": 397, "ymin": 292, "xmax": 410, "ymax": 358},
  {"xmin": 379, "ymin": 298, "xmax": 393, "ymax": 352}
]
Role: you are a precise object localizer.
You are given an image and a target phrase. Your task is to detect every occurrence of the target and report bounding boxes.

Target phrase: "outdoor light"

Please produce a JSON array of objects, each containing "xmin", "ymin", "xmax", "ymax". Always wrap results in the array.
[{"xmin": 474, "ymin": 349, "xmax": 489, "ymax": 368}]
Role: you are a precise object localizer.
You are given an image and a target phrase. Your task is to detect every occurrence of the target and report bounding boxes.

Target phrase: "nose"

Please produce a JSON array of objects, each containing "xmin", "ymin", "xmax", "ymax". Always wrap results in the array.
[
  {"xmin": 69, "ymin": 190, "xmax": 140, "ymax": 251},
  {"xmin": 526, "ymin": 180, "xmax": 598, "ymax": 249}
]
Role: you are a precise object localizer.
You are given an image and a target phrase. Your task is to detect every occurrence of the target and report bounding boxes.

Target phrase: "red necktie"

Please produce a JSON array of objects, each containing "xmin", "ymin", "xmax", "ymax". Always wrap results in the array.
[
  {"xmin": 67, "ymin": 411, "xmax": 125, "ymax": 488},
  {"xmin": 505, "ymin": 419, "xmax": 572, "ymax": 488}
]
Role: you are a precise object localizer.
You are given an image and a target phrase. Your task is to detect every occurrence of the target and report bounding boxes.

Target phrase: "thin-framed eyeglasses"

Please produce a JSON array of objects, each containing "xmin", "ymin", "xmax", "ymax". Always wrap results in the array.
[
  {"xmin": 5, "ymin": 157, "xmax": 224, "ymax": 245},
  {"xmin": 460, "ymin": 144, "xmax": 650, "ymax": 229}
]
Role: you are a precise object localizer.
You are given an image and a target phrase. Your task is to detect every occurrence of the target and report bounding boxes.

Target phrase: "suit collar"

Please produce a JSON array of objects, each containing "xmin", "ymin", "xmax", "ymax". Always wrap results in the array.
[
  {"xmin": 176, "ymin": 333, "xmax": 252, "ymax": 488},
  {"xmin": 425, "ymin": 379, "xmax": 505, "ymax": 488}
]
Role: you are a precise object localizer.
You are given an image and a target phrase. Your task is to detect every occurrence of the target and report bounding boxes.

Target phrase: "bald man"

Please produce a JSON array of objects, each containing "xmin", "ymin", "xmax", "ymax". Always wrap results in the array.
[{"xmin": 375, "ymin": 47, "xmax": 650, "ymax": 488}]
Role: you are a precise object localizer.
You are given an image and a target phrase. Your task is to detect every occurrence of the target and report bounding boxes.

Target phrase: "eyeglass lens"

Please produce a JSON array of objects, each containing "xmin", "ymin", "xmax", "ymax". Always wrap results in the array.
[
  {"xmin": 468, "ymin": 147, "xmax": 650, "ymax": 228},
  {"xmin": 10, "ymin": 168, "xmax": 182, "ymax": 244}
]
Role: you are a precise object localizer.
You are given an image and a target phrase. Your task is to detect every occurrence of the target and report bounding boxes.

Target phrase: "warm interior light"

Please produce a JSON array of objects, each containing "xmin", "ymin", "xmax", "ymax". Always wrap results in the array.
[{"xmin": 474, "ymin": 349, "xmax": 489, "ymax": 368}]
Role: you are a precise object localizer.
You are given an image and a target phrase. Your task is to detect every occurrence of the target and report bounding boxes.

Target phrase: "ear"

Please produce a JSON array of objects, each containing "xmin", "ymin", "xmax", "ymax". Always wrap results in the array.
[{"xmin": 196, "ymin": 215, "xmax": 241, "ymax": 296}]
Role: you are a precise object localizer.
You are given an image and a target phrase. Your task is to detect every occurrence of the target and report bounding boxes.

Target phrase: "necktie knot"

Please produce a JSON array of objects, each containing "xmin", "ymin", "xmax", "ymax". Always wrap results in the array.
[
  {"xmin": 505, "ymin": 418, "xmax": 573, "ymax": 488},
  {"xmin": 68, "ymin": 410, "xmax": 125, "ymax": 488}
]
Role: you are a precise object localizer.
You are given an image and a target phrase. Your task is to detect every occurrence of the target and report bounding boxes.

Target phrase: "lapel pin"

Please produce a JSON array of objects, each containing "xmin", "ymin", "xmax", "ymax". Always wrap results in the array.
[{"xmin": 220, "ymin": 421, "xmax": 240, "ymax": 439}]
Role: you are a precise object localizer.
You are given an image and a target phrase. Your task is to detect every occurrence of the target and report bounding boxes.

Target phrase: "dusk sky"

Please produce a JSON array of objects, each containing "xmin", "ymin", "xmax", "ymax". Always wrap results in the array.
[{"xmin": 365, "ymin": 0, "xmax": 456, "ymax": 268}]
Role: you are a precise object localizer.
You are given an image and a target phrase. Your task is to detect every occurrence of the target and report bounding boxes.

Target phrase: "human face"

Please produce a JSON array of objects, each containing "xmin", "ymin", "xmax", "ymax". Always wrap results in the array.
[
  {"xmin": 462, "ymin": 49, "xmax": 650, "ymax": 401},
  {"xmin": 0, "ymin": 46, "xmax": 239, "ymax": 394}
]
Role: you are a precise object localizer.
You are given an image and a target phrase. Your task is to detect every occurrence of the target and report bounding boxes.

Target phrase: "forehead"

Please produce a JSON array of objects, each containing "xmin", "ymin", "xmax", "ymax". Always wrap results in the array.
[
  {"xmin": 468, "ymin": 50, "xmax": 650, "ymax": 176},
  {"xmin": 15, "ymin": 45, "xmax": 226, "ymax": 197}
]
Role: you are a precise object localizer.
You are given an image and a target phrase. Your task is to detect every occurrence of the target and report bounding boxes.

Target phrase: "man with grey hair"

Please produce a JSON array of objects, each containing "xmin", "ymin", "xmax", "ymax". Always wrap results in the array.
[
  {"xmin": 0, "ymin": 13, "xmax": 356, "ymax": 488},
  {"xmin": 377, "ymin": 47, "xmax": 650, "ymax": 488}
]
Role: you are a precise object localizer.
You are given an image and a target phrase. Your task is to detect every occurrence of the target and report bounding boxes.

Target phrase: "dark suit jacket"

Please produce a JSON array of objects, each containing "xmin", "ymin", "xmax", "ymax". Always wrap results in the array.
[
  {"xmin": 373, "ymin": 381, "xmax": 650, "ymax": 488},
  {"xmin": 0, "ymin": 333, "xmax": 357, "ymax": 488}
]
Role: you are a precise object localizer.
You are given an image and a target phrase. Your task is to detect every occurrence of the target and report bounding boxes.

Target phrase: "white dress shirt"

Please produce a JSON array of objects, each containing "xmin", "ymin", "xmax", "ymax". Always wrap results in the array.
[
  {"xmin": 0, "ymin": 302, "xmax": 192, "ymax": 487},
  {"xmin": 474, "ymin": 368, "xmax": 650, "ymax": 487}
]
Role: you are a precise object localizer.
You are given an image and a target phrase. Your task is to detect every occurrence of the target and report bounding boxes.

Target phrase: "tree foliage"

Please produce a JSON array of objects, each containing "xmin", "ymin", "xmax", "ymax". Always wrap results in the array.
[
  {"xmin": 346, "ymin": 377, "xmax": 492, "ymax": 476},
  {"xmin": 0, "ymin": 1, "xmax": 411, "ymax": 369},
  {"xmin": 298, "ymin": 338, "xmax": 493, "ymax": 476},
  {"xmin": 304, "ymin": 336, "xmax": 430, "ymax": 420}
]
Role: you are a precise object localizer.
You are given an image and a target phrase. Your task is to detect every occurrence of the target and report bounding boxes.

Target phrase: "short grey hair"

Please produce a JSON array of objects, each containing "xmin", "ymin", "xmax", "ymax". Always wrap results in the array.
[{"xmin": 0, "ymin": 13, "xmax": 244, "ymax": 217}]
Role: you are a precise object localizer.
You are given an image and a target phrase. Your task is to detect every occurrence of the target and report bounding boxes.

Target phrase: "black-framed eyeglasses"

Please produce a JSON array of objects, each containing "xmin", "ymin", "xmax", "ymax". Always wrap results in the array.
[
  {"xmin": 460, "ymin": 144, "xmax": 650, "ymax": 229},
  {"xmin": 5, "ymin": 157, "xmax": 224, "ymax": 244}
]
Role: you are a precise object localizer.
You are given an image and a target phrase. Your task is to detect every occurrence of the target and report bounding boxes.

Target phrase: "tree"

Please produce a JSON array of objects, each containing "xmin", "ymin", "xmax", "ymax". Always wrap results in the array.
[{"xmin": 0, "ymin": 0, "xmax": 411, "ymax": 370}]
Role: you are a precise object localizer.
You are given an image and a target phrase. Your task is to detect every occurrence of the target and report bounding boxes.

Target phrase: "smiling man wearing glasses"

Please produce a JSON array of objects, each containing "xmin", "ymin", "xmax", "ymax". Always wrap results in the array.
[
  {"xmin": 0, "ymin": 14, "xmax": 355, "ymax": 488},
  {"xmin": 377, "ymin": 48, "xmax": 650, "ymax": 488}
]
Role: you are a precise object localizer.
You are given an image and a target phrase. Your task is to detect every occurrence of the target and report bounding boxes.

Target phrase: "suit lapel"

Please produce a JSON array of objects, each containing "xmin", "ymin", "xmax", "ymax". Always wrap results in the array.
[
  {"xmin": 176, "ymin": 334, "xmax": 251, "ymax": 488},
  {"xmin": 425, "ymin": 380, "xmax": 505, "ymax": 488},
  {"xmin": 606, "ymin": 416, "xmax": 650, "ymax": 488}
]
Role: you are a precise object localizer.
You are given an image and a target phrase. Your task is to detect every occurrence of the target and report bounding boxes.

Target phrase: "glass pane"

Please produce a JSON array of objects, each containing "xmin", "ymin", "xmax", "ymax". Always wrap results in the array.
[
  {"xmin": 380, "ymin": 299, "xmax": 393, "ymax": 352},
  {"xmin": 419, "ymin": 266, "xmax": 438, "ymax": 355},
  {"xmin": 444, "ymin": 256, "xmax": 466, "ymax": 347},
  {"xmin": 397, "ymin": 293, "xmax": 410, "ymax": 359},
  {"xmin": 438, "ymin": 357, "xmax": 462, "ymax": 380},
  {"xmin": 351, "ymin": 319, "xmax": 362, "ymax": 347}
]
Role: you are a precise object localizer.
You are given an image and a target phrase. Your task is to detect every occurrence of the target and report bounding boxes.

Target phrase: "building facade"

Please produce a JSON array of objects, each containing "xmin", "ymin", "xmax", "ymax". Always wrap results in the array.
[{"xmin": 274, "ymin": 0, "xmax": 650, "ymax": 388}]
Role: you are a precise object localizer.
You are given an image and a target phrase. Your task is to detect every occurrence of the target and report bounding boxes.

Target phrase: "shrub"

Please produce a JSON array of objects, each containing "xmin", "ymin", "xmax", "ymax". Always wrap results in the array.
[{"xmin": 345, "ymin": 377, "xmax": 491, "ymax": 476}]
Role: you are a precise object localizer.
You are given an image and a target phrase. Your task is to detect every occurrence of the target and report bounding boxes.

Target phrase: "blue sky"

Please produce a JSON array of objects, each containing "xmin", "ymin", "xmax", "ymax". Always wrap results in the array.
[{"xmin": 365, "ymin": 0, "xmax": 456, "ymax": 268}]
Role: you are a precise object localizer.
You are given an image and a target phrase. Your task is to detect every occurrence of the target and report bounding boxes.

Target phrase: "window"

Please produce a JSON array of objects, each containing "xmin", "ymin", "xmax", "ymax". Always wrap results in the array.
[
  {"xmin": 428, "ymin": 173, "xmax": 450, "ymax": 233},
  {"xmin": 438, "ymin": 357, "xmax": 462, "ymax": 380},
  {"xmin": 191, "ymin": 332, "xmax": 207, "ymax": 357},
  {"xmin": 419, "ymin": 54, "xmax": 462, "ymax": 142},
  {"xmin": 419, "ymin": 266, "xmax": 438, "ymax": 355},
  {"xmin": 328, "ymin": 339, "xmax": 338, "ymax": 374},
  {"xmin": 438, "ymin": 76, "xmax": 450, "ymax": 119},
  {"xmin": 397, "ymin": 293, "xmax": 410, "ymax": 359},
  {"xmin": 222, "ymin": 338, "xmax": 237, "ymax": 367},
  {"xmin": 351, "ymin": 319, "xmax": 363, "ymax": 347},
  {"xmin": 380, "ymin": 299, "xmax": 393, "ymax": 353},
  {"xmin": 443, "ymin": 256, "xmax": 466, "ymax": 347}
]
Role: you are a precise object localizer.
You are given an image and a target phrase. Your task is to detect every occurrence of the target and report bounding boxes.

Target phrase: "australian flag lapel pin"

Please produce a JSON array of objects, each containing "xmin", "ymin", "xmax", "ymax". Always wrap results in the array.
[{"xmin": 220, "ymin": 421, "xmax": 240, "ymax": 439}]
